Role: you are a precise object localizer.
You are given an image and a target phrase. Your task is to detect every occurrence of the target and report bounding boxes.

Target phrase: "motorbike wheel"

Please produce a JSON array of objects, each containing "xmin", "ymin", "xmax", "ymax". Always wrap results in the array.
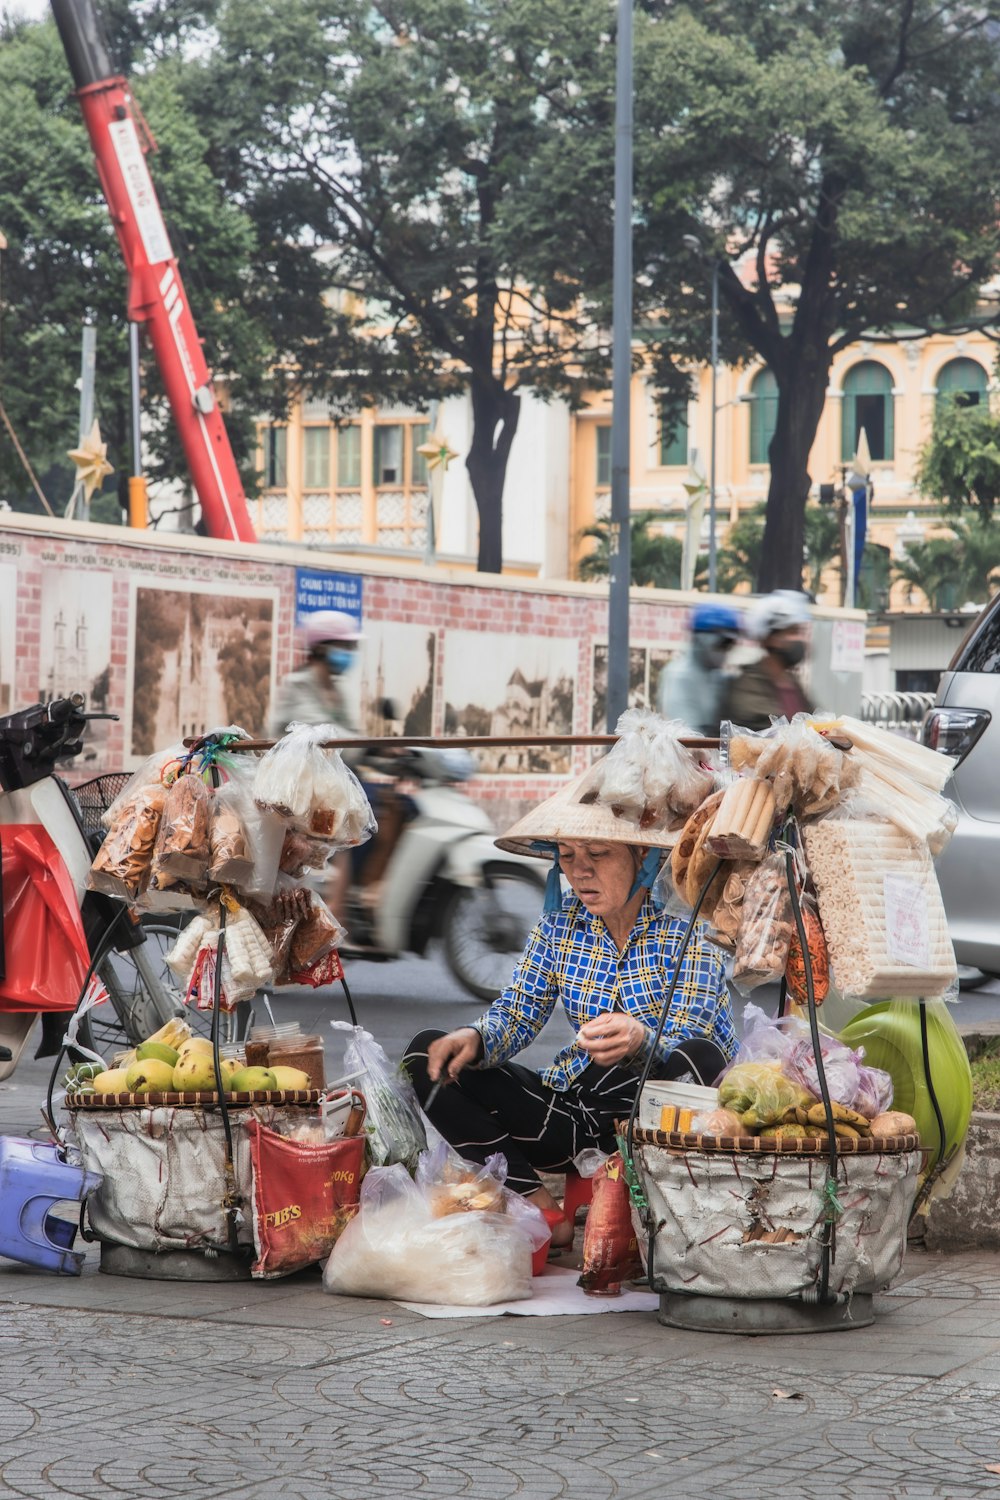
[
  {"xmin": 442, "ymin": 867, "xmax": 545, "ymax": 1003},
  {"xmin": 79, "ymin": 921, "xmax": 246, "ymax": 1059}
]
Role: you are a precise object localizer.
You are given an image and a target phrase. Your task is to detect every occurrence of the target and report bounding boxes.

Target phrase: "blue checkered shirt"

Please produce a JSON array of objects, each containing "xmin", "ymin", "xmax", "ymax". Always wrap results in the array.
[{"xmin": 474, "ymin": 893, "xmax": 737, "ymax": 1090}]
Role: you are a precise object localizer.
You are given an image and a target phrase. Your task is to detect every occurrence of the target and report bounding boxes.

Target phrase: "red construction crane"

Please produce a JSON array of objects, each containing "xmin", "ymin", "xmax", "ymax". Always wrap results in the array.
[{"xmin": 50, "ymin": 0, "xmax": 257, "ymax": 543}]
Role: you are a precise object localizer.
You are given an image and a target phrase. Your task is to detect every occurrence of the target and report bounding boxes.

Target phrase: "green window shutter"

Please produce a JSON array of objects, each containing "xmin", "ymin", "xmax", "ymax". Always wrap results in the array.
[
  {"xmin": 936, "ymin": 358, "xmax": 988, "ymax": 408},
  {"xmin": 749, "ymin": 369, "xmax": 778, "ymax": 464},
  {"xmin": 336, "ymin": 425, "xmax": 361, "ymax": 488},
  {"xmin": 596, "ymin": 424, "xmax": 612, "ymax": 487},
  {"xmin": 266, "ymin": 427, "xmax": 287, "ymax": 488},
  {"xmin": 303, "ymin": 427, "xmax": 329, "ymax": 489},
  {"xmin": 411, "ymin": 423, "xmax": 429, "ymax": 486},
  {"xmin": 841, "ymin": 361, "xmax": 894, "ymax": 461},
  {"xmin": 659, "ymin": 410, "xmax": 688, "ymax": 467}
]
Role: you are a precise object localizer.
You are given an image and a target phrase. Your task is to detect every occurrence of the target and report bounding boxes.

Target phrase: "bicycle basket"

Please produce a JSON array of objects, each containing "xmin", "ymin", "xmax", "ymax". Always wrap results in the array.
[{"xmin": 72, "ymin": 773, "xmax": 132, "ymax": 837}]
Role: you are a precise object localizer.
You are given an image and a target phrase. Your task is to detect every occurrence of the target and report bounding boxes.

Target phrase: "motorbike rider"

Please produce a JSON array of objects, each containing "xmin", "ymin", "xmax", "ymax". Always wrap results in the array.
[
  {"xmin": 724, "ymin": 590, "xmax": 814, "ymax": 731},
  {"xmin": 270, "ymin": 609, "xmax": 360, "ymax": 738},
  {"xmin": 270, "ymin": 610, "xmax": 364, "ymax": 927},
  {"xmin": 656, "ymin": 602, "xmax": 742, "ymax": 734}
]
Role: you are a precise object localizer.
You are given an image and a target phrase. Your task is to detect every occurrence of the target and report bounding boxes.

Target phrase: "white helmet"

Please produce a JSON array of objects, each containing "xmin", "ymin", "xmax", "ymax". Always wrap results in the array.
[
  {"xmin": 299, "ymin": 609, "xmax": 362, "ymax": 650},
  {"xmin": 748, "ymin": 590, "xmax": 812, "ymax": 641}
]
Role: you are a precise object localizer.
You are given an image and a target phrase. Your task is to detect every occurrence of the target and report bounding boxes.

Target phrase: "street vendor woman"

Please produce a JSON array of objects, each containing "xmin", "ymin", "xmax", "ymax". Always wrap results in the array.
[{"xmin": 404, "ymin": 767, "xmax": 737, "ymax": 1247}]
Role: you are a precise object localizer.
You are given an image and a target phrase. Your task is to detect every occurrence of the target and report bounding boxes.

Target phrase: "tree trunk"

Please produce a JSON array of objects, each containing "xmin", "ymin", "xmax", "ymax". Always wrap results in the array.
[
  {"xmin": 757, "ymin": 365, "xmax": 831, "ymax": 593},
  {"xmin": 465, "ymin": 380, "xmax": 521, "ymax": 573}
]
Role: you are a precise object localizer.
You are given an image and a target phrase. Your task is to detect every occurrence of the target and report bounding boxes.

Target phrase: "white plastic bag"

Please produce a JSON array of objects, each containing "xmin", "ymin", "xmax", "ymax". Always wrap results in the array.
[
  {"xmin": 323, "ymin": 1163, "xmax": 533, "ymax": 1305},
  {"xmin": 330, "ymin": 1022, "xmax": 426, "ymax": 1168},
  {"xmin": 253, "ymin": 722, "xmax": 377, "ymax": 850}
]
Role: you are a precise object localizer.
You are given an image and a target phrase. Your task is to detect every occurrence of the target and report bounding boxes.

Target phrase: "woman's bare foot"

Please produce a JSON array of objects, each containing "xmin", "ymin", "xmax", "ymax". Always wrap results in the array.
[{"xmin": 527, "ymin": 1186, "xmax": 574, "ymax": 1248}]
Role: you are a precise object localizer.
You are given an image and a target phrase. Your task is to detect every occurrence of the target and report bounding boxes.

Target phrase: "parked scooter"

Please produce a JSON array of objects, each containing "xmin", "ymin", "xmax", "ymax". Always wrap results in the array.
[
  {"xmin": 0, "ymin": 696, "xmax": 207, "ymax": 1081},
  {"xmin": 343, "ymin": 745, "xmax": 545, "ymax": 1001}
]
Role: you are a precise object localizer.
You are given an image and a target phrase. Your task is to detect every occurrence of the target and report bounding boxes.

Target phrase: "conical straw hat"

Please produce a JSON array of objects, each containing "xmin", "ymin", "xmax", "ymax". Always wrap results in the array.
[{"xmin": 495, "ymin": 762, "xmax": 681, "ymax": 859}]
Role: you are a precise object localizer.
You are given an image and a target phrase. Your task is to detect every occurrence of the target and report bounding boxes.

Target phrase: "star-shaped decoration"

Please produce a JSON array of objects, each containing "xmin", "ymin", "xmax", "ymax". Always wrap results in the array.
[
  {"xmin": 67, "ymin": 420, "xmax": 114, "ymax": 501},
  {"xmin": 416, "ymin": 431, "xmax": 459, "ymax": 472}
]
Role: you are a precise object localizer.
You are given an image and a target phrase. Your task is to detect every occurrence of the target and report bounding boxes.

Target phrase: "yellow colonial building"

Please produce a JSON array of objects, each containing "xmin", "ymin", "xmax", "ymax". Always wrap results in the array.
[{"xmin": 255, "ymin": 325, "xmax": 996, "ymax": 605}]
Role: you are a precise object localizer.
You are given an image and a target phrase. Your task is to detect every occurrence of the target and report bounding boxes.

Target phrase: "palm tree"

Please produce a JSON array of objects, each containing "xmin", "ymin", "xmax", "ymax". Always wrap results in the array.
[
  {"xmin": 893, "ymin": 537, "xmax": 962, "ymax": 609},
  {"xmin": 577, "ymin": 512, "xmax": 685, "ymax": 589},
  {"xmin": 894, "ymin": 513, "xmax": 1000, "ymax": 609},
  {"xmin": 803, "ymin": 505, "xmax": 842, "ymax": 597}
]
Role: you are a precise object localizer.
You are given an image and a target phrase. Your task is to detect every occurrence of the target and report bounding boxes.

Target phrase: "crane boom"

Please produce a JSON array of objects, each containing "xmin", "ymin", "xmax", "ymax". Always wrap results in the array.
[{"xmin": 50, "ymin": 0, "xmax": 257, "ymax": 543}]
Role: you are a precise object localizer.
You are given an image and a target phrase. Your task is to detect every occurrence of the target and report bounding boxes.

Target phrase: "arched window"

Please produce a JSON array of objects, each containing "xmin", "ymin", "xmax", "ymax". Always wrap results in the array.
[
  {"xmin": 841, "ymin": 361, "xmax": 894, "ymax": 461},
  {"xmin": 936, "ymin": 357, "xmax": 988, "ymax": 408},
  {"xmin": 749, "ymin": 368, "xmax": 778, "ymax": 464}
]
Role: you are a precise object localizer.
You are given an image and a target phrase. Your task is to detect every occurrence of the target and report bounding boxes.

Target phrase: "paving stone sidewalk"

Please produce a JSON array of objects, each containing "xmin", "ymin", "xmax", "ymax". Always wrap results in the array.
[{"xmin": 5, "ymin": 1059, "xmax": 1000, "ymax": 1497}]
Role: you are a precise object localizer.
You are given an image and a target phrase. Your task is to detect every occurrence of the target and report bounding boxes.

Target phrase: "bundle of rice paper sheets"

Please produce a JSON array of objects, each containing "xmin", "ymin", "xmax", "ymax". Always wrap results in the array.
[{"xmin": 802, "ymin": 819, "xmax": 957, "ymax": 1001}]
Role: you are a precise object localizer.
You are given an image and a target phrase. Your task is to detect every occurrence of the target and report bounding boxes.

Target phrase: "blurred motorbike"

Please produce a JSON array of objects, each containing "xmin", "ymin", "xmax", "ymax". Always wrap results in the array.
[{"xmin": 344, "ymin": 744, "xmax": 544, "ymax": 1001}]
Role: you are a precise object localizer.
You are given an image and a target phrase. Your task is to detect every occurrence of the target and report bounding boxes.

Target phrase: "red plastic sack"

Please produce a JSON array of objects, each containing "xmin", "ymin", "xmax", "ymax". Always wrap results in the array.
[
  {"xmin": 578, "ymin": 1153, "xmax": 643, "ymax": 1297},
  {"xmin": 0, "ymin": 825, "xmax": 90, "ymax": 1012},
  {"xmin": 246, "ymin": 1119, "xmax": 366, "ymax": 1279}
]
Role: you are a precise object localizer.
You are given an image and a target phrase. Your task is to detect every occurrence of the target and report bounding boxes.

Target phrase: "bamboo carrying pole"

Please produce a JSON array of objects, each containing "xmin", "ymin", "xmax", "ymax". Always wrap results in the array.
[{"xmin": 188, "ymin": 734, "xmax": 725, "ymax": 753}]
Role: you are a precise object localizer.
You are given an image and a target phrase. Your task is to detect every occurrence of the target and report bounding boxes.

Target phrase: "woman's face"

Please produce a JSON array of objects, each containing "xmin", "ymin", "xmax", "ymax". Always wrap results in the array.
[{"xmin": 556, "ymin": 841, "xmax": 639, "ymax": 918}]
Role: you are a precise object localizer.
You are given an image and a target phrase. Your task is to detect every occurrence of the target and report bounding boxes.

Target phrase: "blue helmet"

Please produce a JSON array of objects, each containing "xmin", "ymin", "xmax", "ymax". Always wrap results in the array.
[{"xmin": 691, "ymin": 603, "xmax": 742, "ymax": 637}]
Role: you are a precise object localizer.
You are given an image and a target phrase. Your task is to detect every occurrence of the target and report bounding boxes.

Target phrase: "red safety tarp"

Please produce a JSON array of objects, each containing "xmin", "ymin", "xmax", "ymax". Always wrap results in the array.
[{"xmin": 0, "ymin": 824, "xmax": 90, "ymax": 1012}]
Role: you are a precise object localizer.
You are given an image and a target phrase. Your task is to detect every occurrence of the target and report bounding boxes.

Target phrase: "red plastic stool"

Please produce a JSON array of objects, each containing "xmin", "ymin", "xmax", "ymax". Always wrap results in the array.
[{"xmin": 562, "ymin": 1169, "xmax": 594, "ymax": 1223}]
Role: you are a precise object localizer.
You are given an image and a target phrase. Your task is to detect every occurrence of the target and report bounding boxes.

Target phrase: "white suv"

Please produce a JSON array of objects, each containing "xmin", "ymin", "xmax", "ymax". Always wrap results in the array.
[{"xmin": 924, "ymin": 597, "xmax": 1000, "ymax": 981}]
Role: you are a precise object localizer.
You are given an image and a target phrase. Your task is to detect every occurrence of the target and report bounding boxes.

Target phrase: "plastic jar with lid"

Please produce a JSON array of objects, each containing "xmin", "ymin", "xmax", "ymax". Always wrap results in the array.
[
  {"xmin": 267, "ymin": 1033, "xmax": 325, "ymax": 1091},
  {"xmin": 245, "ymin": 1022, "xmax": 299, "ymax": 1070}
]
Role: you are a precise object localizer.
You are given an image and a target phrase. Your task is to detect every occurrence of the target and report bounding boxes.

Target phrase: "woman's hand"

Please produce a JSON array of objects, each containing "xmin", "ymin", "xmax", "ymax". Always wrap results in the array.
[
  {"xmin": 576, "ymin": 1013, "xmax": 646, "ymax": 1067},
  {"xmin": 427, "ymin": 1027, "xmax": 483, "ymax": 1084}
]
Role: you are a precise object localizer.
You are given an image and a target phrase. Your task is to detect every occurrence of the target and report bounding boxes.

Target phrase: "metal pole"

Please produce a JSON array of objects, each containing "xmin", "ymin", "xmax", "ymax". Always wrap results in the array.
[
  {"xmin": 607, "ymin": 0, "xmax": 633, "ymax": 732},
  {"xmin": 708, "ymin": 262, "xmax": 719, "ymax": 594},
  {"xmin": 67, "ymin": 320, "xmax": 97, "ymax": 521},
  {"xmin": 423, "ymin": 399, "xmax": 439, "ymax": 568},
  {"xmin": 128, "ymin": 320, "xmax": 148, "ymax": 527}
]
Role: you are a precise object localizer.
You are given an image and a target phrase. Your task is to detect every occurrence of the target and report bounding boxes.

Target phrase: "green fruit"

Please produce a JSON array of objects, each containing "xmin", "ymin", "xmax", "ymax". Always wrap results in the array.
[
  {"xmin": 136, "ymin": 1041, "xmax": 180, "ymax": 1067},
  {"xmin": 229, "ymin": 1066, "xmax": 277, "ymax": 1093},
  {"xmin": 124, "ymin": 1058, "xmax": 176, "ymax": 1094}
]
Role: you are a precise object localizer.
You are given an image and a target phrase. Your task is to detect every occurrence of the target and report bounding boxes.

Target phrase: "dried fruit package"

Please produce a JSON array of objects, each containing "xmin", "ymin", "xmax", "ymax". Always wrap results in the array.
[
  {"xmin": 150, "ymin": 774, "xmax": 212, "ymax": 884},
  {"xmin": 87, "ymin": 782, "xmax": 167, "ymax": 899},
  {"xmin": 732, "ymin": 853, "xmax": 795, "ymax": 992},
  {"xmin": 785, "ymin": 896, "xmax": 830, "ymax": 1005}
]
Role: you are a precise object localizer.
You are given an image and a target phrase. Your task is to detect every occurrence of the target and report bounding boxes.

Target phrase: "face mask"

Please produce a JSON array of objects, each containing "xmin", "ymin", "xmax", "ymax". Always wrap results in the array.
[
  {"xmin": 693, "ymin": 633, "xmax": 733, "ymax": 669},
  {"xmin": 772, "ymin": 640, "xmax": 807, "ymax": 669},
  {"xmin": 325, "ymin": 647, "xmax": 355, "ymax": 674}
]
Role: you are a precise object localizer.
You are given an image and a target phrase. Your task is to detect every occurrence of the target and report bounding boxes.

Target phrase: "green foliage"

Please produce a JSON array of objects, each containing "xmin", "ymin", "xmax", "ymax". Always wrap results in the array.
[
  {"xmin": 893, "ymin": 512, "xmax": 1000, "ymax": 610},
  {"xmin": 633, "ymin": 1, "xmax": 1000, "ymax": 589},
  {"xmin": 0, "ymin": 13, "xmax": 274, "ymax": 519},
  {"xmin": 577, "ymin": 512, "xmax": 684, "ymax": 590},
  {"xmin": 189, "ymin": 0, "xmax": 618, "ymax": 570},
  {"xmin": 915, "ymin": 396, "xmax": 1000, "ymax": 518},
  {"xmin": 715, "ymin": 505, "xmax": 765, "ymax": 593},
  {"xmin": 713, "ymin": 501, "xmax": 839, "ymax": 595},
  {"xmin": 803, "ymin": 505, "xmax": 842, "ymax": 597}
]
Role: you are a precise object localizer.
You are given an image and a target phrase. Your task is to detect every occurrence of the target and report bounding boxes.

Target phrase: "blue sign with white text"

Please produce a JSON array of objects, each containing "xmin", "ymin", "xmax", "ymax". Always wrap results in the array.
[{"xmin": 294, "ymin": 568, "xmax": 363, "ymax": 627}]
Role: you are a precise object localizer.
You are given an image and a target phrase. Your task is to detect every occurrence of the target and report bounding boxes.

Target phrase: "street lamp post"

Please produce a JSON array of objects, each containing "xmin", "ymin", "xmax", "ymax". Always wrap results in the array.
[
  {"xmin": 683, "ymin": 235, "xmax": 720, "ymax": 594},
  {"xmin": 606, "ymin": 0, "xmax": 633, "ymax": 732}
]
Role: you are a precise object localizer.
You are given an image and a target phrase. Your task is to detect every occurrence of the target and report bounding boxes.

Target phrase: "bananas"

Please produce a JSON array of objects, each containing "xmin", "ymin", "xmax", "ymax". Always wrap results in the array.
[{"xmin": 143, "ymin": 1016, "xmax": 192, "ymax": 1052}]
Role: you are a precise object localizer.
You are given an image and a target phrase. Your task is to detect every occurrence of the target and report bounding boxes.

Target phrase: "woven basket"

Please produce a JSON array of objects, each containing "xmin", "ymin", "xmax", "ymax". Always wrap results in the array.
[
  {"xmin": 65, "ymin": 1088, "xmax": 322, "ymax": 1109},
  {"xmin": 628, "ymin": 1125, "xmax": 921, "ymax": 1155}
]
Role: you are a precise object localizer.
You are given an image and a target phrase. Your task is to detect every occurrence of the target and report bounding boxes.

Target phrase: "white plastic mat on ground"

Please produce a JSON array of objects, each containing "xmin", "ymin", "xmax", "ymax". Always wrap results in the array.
[{"xmin": 394, "ymin": 1265, "xmax": 658, "ymax": 1318}]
